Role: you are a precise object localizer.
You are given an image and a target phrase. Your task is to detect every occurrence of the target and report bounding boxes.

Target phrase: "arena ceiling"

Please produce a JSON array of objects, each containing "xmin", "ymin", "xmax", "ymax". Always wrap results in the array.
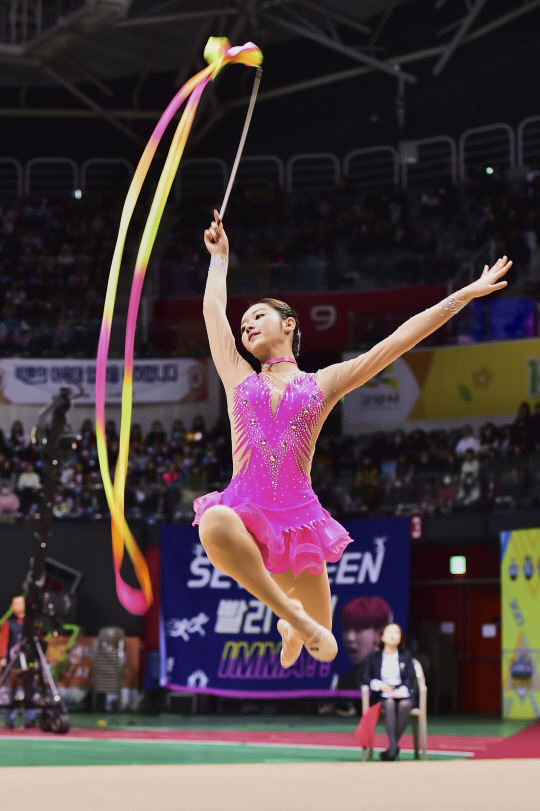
[{"xmin": 0, "ymin": 0, "xmax": 539, "ymax": 145}]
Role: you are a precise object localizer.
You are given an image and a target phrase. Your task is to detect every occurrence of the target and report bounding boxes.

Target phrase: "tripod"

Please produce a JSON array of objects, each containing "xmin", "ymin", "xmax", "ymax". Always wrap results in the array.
[{"xmin": 0, "ymin": 389, "xmax": 75, "ymax": 734}]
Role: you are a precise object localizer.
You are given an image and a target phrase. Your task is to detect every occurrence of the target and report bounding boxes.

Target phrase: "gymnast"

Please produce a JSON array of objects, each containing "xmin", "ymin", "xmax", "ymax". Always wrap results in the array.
[{"xmin": 194, "ymin": 209, "xmax": 511, "ymax": 666}]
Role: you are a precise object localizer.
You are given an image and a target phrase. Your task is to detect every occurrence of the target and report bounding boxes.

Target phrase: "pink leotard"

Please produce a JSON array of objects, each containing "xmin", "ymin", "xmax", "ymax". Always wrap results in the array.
[{"xmin": 193, "ymin": 254, "xmax": 467, "ymax": 578}]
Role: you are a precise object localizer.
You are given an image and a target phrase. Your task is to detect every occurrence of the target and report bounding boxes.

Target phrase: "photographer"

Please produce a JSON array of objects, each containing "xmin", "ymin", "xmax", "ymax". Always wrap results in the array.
[{"xmin": 0, "ymin": 595, "xmax": 37, "ymax": 730}]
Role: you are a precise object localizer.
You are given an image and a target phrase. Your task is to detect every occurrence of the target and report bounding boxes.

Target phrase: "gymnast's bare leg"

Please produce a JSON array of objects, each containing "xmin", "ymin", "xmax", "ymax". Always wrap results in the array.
[
  {"xmin": 273, "ymin": 567, "xmax": 332, "ymax": 666},
  {"xmin": 199, "ymin": 505, "xmax": 336, "ymax": 660}
]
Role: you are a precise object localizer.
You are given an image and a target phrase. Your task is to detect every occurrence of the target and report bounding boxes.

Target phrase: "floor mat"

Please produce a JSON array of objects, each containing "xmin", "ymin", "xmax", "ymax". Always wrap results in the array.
[
  {"xmin": 473, "ymin": 720, "xmax": 540, "ymax": 759},
  {"xmin": 3, "ymin": 760, "xmax": 540, "ymax": 811}
]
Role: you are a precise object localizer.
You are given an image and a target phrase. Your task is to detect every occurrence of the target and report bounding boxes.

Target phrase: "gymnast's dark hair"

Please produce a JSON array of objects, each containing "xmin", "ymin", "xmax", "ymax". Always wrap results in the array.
[{"xmin": 257, "ymin": 298, "xmax": 301, "ymax": 358}]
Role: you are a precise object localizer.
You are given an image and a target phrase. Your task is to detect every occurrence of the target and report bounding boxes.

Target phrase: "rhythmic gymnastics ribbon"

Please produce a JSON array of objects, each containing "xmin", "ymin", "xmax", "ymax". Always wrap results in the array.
[{"xmin": 96, "ymin": 38, "xmax": 263, "ymax": 615}]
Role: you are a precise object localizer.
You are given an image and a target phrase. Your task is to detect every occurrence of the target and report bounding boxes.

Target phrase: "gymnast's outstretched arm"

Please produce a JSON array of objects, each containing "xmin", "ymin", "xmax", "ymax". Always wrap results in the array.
[
  {"xmin": 316, "ymin": 256, "xmax": 512, "ymax": 406},
  {"xmin": 203, "ymin": 210, "xmax": 253, "ymax": 391}
]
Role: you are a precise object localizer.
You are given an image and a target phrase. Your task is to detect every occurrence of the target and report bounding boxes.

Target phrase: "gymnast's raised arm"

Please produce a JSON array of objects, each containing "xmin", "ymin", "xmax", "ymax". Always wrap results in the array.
[
  {"xmin": 203, "ymin": 209, "xmax": 253, "ymax": 391},
  {"xmin": 316, "ymin": 256, "xmax": 513, "ymax": 406}
]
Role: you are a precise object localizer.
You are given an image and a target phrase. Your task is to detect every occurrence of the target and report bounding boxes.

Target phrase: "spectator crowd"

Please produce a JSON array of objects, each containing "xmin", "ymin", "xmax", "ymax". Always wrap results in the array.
[
  {"xmin": 0, "ymin": 161, "xmax": 539, "ymax": 358},
  {"xmin": 0, "ymin": 415, "xmax": 231, "ymax": 523},
  {"xmin": 159, "ymin": 161, "xmax": 540, "ymax": 297},
  {"xmin": 0, "ymin": 193, "xmax": 144, "ymax": 357},
  {"xmin": 311, "ymin": 402, "xmax": 540, "ymax": 518},
  {"xmin": 0, "ymin": 402, "xmax": 539, "ymax": 523}
]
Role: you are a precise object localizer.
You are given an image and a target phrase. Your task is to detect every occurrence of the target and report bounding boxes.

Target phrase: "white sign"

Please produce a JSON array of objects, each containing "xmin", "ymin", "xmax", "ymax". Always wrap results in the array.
[
  {"xmin": 342, "ymin": 352, "xmax": 420, "ymax": 426},
  {"xmin": 0, "ymin": 358, "xmax": 207, "ymax": 404}
]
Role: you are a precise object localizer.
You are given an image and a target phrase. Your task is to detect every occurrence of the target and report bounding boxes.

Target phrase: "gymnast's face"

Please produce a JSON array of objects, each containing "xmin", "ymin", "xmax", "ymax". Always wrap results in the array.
[{"xmin": 240, "ymin": 304, "xmax": 295, "ymax": 361}]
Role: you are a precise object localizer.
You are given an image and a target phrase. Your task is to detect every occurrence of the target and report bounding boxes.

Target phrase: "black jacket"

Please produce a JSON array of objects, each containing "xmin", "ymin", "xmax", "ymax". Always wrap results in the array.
[{"xmin": 362, "ymin": 649, "xmax": 417, "ymax": 707}]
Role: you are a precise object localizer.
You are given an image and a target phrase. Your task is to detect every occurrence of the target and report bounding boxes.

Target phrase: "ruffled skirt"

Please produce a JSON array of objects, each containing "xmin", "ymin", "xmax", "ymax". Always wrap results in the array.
[{"xmin": 193, "ymin": 481, "xmax": 352, "ymax": 578}]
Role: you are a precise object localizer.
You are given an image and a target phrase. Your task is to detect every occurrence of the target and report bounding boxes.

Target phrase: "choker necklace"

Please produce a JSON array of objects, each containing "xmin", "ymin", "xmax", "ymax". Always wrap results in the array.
[{"xmin": 261, "ymin": 356, "xmax": 297, "ymax": 371}]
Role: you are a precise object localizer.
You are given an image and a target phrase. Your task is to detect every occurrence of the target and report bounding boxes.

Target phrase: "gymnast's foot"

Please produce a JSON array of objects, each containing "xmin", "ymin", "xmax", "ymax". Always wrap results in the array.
[
  {"xmin": 286, "ymin": 600, "xmax": 338, "ymax": 664},
  {"xmin": 278, "ymin": 600, "xmax": 304, "ymax": 669},
  {"xmin": 303, "ymin": 624, "xmax": 338, "ymax": 663}
]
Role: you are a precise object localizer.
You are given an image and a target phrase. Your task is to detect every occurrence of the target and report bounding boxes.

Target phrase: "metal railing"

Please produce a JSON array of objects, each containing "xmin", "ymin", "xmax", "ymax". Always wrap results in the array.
[
  {"xmin": 517, "ymin": 115, "xmax": 540, "ymax": 168},
  {"xmin": 459, "ymin": 123, "xmax": 515, "ymax": 180},
  {"xmin": 236, "ymin": 155, "xmax": 285, "ymax": 188},
  {"xmin": 401, "ymin": 136, "xmax": 457, "ymax": 187},
  {"xmin": 175, "ymin": 157, "xmax": 227, "ymax": 202},
  {"xmin": 25, "ymin": 157, "xmax": 79, "ymax": 195},
  {"xmin": 81, "ymin": 158, "xmax": 134, "ymax": 195},
  {"xmin": 286, "ymin": 152, "xmax": 340, "ymax": 193},
  {"xmin": 0, "ymin": 158, "xmax": 23, "ymax": 196},
  {"xmin": 0, "ymin": 111, "xmax": 539, "ymax": 202},
  {"xmin": 343, "ymin": 146, "xmax": 399, "ymax": 189}
]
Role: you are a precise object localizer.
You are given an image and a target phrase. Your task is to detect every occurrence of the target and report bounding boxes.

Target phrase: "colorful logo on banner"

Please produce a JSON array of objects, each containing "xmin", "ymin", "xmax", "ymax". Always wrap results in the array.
[
  {"xmin": 160, "ymin": 519, "xmax": 410, "ymax": 698},
  {"xmin": 343, "ymin": 338, "xmax": 540, "ymax": 426},
  {"xmin": 501, "ymin": 529, "xmax": 540, "ymax": 719}
]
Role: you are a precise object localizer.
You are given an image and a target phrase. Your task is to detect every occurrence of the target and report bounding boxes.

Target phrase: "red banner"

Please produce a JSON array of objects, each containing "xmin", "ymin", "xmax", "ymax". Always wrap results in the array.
[{"xmin": 152, "ymin": 285, "xmax": 448, "ymax": 353}]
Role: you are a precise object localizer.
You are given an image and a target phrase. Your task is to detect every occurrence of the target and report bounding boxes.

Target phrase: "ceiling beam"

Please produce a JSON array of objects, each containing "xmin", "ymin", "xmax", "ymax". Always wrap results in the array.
[
  {"xmin": 433, "ymin": 0, "xmax": 489, "ymax": 75},
  {"xmin": 462, "ymin": 0, "xmax": 540, "ymax": 41},
  {"xmin": 136, "ymin": 0, "xmax": 184, "ymax": 19},
  {"xmin": 228, "ymin": 0, "xmax": 540, "ymax": 106},
  {"xmin": 297, "ymin": 1, "xmax": 371, "ymax": 35},
  {"xmin": 369, "ymin": 0, "xmax": 400, "ymax": 46},
  {"xmin": 282, "ymin": 5, "xmax": 325, "ymax": 35},
  {"xmin": 114, "ymin": 8, "xmax": 238, "ymax": 27},
  {"xmin": 61, "ymin": 56, "xmax": 113, "ymax": 98},
  {"xmin": 43, "ymin": 66, "xmax": 144, "ymax": 146},
  {"xmin": 5, "ymin": 0, "xmax": 539, "ymax": 121},
  {"xmin": 0, "ymin": 108, "xmax": 162, "ymax": 119},
  {"xmin": 263, "ymin": 10, "xmax": 417, "ymax": 83}
]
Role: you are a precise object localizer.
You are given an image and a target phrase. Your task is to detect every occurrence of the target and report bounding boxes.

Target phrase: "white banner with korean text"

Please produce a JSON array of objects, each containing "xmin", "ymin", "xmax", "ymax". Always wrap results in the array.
[{"xmin": 0, "ymin": 358, "xmax": 207, "ymax": 404}]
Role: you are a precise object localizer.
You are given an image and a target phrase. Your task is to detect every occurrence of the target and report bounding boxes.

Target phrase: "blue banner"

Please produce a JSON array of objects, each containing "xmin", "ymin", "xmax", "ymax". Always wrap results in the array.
[{"xmin": 160, "ymin": 518, "xmax": 410, "ymax": 698}]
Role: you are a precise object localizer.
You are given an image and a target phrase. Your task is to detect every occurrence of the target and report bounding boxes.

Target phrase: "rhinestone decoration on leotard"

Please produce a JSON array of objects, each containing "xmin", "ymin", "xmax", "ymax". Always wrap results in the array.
[{"xmin": 232, "ymin": 372, "xmax": 326, "ymax": 489}]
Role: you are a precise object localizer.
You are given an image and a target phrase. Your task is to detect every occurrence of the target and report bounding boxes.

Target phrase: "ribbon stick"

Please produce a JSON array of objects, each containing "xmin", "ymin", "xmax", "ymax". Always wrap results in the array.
[
  {"xmin": 96, "ymin": 37, "xmax": 263, "ymax": 615},
  {"xmin": 219, "ymin": 66, "xmax": 262, "ymax": 222}
]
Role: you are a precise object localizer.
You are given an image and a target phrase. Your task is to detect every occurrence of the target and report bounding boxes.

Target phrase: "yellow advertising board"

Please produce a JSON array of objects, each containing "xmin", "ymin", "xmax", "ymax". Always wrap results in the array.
[
  {"xmin": 501, "ymin": 529, "xmax": 540, "ymax": 719},
  {"xmin": 343, "ymin": 338, "xmax": 540, "ymax": 425}
]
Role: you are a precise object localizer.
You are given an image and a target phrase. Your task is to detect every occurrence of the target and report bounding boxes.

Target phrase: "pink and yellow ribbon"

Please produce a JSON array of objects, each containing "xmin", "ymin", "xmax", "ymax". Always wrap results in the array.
[{"xmin": 96, "ymin": 37, "xmax": 263, "ymax": 615}]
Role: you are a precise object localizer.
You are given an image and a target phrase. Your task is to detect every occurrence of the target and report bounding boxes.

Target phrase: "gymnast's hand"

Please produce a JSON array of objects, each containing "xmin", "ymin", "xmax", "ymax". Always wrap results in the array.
[
  {"xmin": 204, "ymin": 209, "xmax": 229, "ymax": 257},
  {"xmin": 465, "ymin": 255, "xmax": 512, "ymax": 299}
]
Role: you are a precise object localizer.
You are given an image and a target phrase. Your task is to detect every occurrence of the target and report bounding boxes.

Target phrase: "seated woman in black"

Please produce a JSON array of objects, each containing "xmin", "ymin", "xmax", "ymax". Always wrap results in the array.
[{"xmin": 362, "ymin": 622, "xmax": 416, "ymax": 761}]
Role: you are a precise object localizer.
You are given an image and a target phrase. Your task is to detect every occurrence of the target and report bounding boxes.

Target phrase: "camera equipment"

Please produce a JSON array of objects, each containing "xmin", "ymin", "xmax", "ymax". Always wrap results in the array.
[
  {"xmin": 25, "ymin": 557, "xmax": 82, "ymax": 623},
  {"xmin": 0, "ymin": 387, "xmax": 81, "ymax": 734}
]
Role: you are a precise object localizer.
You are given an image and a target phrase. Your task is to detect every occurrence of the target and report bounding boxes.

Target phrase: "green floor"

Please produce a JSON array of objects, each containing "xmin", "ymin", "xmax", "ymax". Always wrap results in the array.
[
  {"xmin": 0, "ymin": 714, "xmax": 531, "ymax": 768},
  {"xmin": 0, "ymin": 740, "xmax": 462, "ymax": 768},
  {"xmin": 67, "ymin": 712, "xmax": 531, "ymax": 737}
]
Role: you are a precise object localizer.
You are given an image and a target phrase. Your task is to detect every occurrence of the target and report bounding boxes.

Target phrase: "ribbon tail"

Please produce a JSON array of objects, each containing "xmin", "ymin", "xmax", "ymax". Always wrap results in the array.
[
  {"xmin": 96, "ymin": 39, "xmax": 263, "ymax": 615},
  {"xmin": 96, "ymin": 72, "xmax": 211, "ymax": 614},
  {"xmin": 111, "ymin": 85, "xmax": 207, "ymax": 614}
]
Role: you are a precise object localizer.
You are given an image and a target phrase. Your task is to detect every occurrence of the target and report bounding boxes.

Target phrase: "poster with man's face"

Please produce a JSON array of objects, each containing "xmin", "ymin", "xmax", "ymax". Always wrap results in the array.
[
  {"xmin": 336, "ymin": 595, "xmax": 393, "ymax": 690},
  {"xmin": 161, "ymin": 518, "xmax": 410, "ymax": 698}
]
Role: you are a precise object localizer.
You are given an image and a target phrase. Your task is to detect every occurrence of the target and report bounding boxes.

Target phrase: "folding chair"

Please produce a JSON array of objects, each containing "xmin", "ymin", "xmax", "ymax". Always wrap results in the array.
[{"xmin": 360, "ymin": 657, "xmax": 428, "ymax": 761}]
